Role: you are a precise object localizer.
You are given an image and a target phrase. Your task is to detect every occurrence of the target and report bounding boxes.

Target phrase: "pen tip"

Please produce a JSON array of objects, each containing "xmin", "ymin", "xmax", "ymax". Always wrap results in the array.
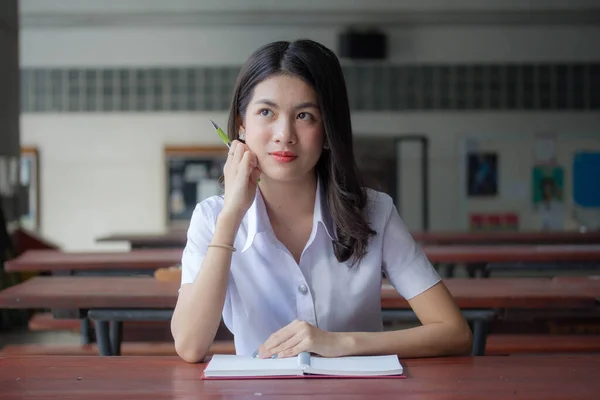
[{"xmin": 210, "ymin": 119, "xmax": 218, "ymax": 130}]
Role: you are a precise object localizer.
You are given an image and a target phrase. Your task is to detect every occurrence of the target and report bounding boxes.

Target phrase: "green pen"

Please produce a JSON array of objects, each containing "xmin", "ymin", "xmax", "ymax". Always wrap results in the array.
[
  {"xmin": 210, "ymin": 119, "xmax": 231, "ymax": 148},
  {"xmin": 210, "ymin": 119, "xmax": 260, "ymax": 182}
]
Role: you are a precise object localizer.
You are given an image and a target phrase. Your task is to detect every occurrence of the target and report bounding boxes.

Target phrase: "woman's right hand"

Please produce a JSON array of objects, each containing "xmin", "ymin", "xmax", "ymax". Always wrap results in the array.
[{"xmin": 221, "ymin": 140, "xmax": 262, "ymax": 221}]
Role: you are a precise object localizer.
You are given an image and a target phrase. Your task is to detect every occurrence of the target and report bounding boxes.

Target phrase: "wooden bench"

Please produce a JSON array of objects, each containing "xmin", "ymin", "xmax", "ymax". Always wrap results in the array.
[
  {"xmin": 0, "ymin": 340, "xmax": 236, "ymax": 357},
  {"xmin": 28, "ymin": 312, "xmax": 82, "ymax": 332},
  {"xmin": 20, "ymin": 314, "xmax": 600, "ymax": 356},
  {"xmin": 26, "ymin": 312, "xmax": 220, "ymax": 342},
  {"xmin": 486, "ymin": 334, "xmax": 600, "ymax": 355},
  {"xmin": 26, "ymin": 312, "xmax": 173, "ymax": 342}
]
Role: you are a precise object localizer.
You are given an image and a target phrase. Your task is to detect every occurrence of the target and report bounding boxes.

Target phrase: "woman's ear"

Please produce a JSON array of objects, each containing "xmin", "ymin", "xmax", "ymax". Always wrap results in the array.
[{"xmin": 237, "ymin": 116, "xmax": 246, "ymax": 141}]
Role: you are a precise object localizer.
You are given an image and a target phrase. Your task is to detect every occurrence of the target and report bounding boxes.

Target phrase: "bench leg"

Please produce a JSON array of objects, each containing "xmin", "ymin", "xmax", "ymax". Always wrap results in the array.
[
  {"xmin": 444, "ymin": 263, "xmax": 456, "ymax": 278},
  {"xmin": 466, "ymin": 263, "xmax": 487, "ymax": 279},
  {"xmin": 109, "ymin": 321, "xmax": 123, "ymax": 356},
  {"xmin": 471, "ymin": 320, "xmax": 489, "ymax": 356},
  {"xmin": 80, "ymin": 317, "xmax": 93, "ymax": 345},
  {"xmin": 96, "ymin": 321, "xmax": 112, "ymax": 356}
]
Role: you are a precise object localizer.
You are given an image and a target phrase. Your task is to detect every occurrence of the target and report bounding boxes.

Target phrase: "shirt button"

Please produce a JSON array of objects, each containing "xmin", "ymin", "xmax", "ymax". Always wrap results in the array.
[{"xmin": 297, "ymin": 283, "xmax": 308, "ymax": 295}]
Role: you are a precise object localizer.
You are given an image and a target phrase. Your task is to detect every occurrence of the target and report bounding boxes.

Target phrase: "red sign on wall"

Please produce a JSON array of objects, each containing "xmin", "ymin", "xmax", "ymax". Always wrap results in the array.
[{"xmin": 469, "ymin": 213, "xmax": 519, "ymax": 231}]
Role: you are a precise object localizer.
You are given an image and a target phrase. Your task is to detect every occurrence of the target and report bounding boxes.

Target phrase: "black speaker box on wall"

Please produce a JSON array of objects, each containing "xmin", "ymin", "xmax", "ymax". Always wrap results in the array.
[{"xmin": 338, "ymin": 30, "xmax": 387, "ymax": 60}]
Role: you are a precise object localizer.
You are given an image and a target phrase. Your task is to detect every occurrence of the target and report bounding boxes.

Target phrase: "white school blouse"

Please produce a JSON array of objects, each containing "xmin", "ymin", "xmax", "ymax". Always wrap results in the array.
[{"xmin": 180, "ymin": 180, "xmax": 441, "ymax": 356}]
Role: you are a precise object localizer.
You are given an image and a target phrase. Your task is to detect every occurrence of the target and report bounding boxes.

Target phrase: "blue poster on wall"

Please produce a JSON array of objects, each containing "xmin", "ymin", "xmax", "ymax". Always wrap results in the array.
[{"xmin": 573, "ymin": 152, "xmax": 600, "ymax": 207}]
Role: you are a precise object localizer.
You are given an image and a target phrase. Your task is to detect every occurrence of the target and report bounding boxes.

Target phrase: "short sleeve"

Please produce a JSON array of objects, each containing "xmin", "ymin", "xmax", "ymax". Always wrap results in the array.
[
  {"xmin": 381, "ymin": 199, "xmax": 441, "ymax": 300},
  {"xmin": 180, "ymin": 201, "xmax": 217, "ymax": 288}
]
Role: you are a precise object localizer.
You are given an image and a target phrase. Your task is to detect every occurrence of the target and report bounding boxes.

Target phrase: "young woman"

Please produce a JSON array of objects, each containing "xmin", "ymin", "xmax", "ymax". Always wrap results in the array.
[{"xmin": 171, "ymin": 39, "xmax": 472, "ymax": 363}]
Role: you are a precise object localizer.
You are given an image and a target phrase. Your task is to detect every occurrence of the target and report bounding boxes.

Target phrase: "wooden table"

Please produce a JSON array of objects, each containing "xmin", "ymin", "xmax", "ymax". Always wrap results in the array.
[
  {"xmin": 6, "ymin": 246, "xmax": 600, "ymax": 275},
  {"xmin": 3, "ymin": 249, "xmax": 183, "ymax": 273},
  {"xmin": 0, "ymin": 276, "xmax": 598, "ymax": 357},
  {"xmin": 1, "ymin": 276, "xmax": 596, "ymax": 311},
  {"xmin": 552, "ymin": 276, "xmax": 600, "ymax": 299},
  {"xmin": 423, "ymin": 244, "xmax": 600, "ymax": 278},
  {"xmin": 98, "ymin": 229, "xmax": 600, "ymax": 248},
  {"xmin": 97, "ymin": 230, "xmax": 187, "ymax": 249},
  {"xmin": 2, "ymin": 355, "xmax": 599, "ymax": 399},
  {"xmin": 412, "ymin": 230, "xmax": 600, "ymax": 245},
  {"xmin": 423, "ymin": 244, "xmax": 600, "ymax": 264},
  {"xmin": 2, "ymin": 248, "xmax": 182, "ymax": 346}
]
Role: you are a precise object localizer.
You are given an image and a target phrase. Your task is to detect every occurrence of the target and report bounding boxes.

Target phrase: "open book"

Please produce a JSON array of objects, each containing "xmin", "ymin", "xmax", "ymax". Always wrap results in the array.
[{"xmin": 203, "ymin": 352, "xmax": 404, "ymax": 379}]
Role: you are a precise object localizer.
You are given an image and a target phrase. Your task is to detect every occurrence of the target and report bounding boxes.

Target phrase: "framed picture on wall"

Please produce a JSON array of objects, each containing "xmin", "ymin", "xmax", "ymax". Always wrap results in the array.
[
  {"xmin": 467, "ymin": 152, "xmax": 498, "ymax": 197},
  {"xmin": 165, "ymin": 146, "xmax": 227, "ymax": 227},
  {"xmin": 20, "ymin": 147, "xmax": 40, "ymax": 231}
]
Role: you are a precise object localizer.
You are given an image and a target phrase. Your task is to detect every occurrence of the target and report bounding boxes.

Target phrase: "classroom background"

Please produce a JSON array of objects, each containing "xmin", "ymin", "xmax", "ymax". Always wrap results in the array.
[
  {"xmin": 1, "ymin": 0, "xmax": 599, "ymax": 251},
  {"xmin": 1, "ymin": 2, "xmax": 600, "ymax": 397}
]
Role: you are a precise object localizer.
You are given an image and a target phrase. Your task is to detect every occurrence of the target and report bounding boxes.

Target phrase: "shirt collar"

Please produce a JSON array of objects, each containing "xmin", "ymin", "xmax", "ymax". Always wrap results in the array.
[
  {"xmin": 241, "ymin": 176, "xmax": 336, "ymax": 253},
  {"xmin": 314, "ymin": 176, "xmax": 337, "ymax": 242}
]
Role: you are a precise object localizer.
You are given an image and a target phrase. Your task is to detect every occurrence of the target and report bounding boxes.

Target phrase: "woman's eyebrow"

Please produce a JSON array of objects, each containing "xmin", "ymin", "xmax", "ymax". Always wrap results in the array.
[
  {"xmin": 293, "ymin": 102, "xmax": 319, "ymax": 110},
  {"xmin": 254, "ymin": 99, "xmax": 278, "ymax": 108},
  {"xmin": 254, "ymin": 99, "xmax": 319, "ymax": 110}
]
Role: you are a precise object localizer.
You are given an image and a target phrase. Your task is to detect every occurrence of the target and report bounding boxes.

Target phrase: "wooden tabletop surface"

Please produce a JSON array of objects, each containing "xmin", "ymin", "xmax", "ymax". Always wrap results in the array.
[
  {"xmin": 96, "ymin": 230, "xmax": 187, "ymax": 247},
  {"xmin": 1, "ymin": 355, "xmax": 599, "ymax": 399},
  {"xmin": 6, "ymin": 244, "xmax": 600, "ymax": 273},
  {"xmin": 422, "ymin": 244, "xmax": 600, "ymax": 264},
  {"xmin": 3, "ymin": 248, "xmax": 183, "ymax": 272},
  {"xmin": 552, "ymin": 275, "xmax": 600, "ymax": 298},
  {"xmin": 97, "ymin": 230, "xmax": 600, "ymax": 247},
  {"xmin": 412, "ymin": 230, "xmax": 600, "ymax": 245},
  {"xmin": 0, "ymin": 276, "xmax": 598, "ymax": 310}
]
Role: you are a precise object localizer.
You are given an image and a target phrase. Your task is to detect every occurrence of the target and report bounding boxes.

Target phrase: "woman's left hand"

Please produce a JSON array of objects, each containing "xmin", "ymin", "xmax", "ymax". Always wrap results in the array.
[{"xmin": 256, "ymin": 319, "xmax": 345, "ymax": 359}]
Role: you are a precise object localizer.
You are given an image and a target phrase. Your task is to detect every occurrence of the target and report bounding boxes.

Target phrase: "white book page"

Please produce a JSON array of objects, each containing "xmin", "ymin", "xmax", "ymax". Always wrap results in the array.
[
  {"xmin": 205, "ymin": 355, "xmax": 302, "ymax": 377},
  {"xmin": 307, "ymin": 355, "xmax": 403, "ymax": 376}
]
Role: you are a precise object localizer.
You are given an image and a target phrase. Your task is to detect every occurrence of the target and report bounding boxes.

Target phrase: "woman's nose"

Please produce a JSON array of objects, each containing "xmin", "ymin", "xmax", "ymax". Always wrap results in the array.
[{"xmin": 273, "ymin": 119, "xmax": 297, "ymax": 144}]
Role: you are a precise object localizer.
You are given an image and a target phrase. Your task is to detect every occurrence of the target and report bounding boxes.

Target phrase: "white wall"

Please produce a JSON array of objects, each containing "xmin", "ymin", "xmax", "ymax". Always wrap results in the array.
[
  {"xmin": 20, "ymin": 26, "xmax": 600, "ymax": 67},
  {"xmin": 22, "ymin": 111, "xmax": 600, "ymax": 250},
  {"xmin": 18, "ymin": 3, "xmax": 600, "ymax": 250}
]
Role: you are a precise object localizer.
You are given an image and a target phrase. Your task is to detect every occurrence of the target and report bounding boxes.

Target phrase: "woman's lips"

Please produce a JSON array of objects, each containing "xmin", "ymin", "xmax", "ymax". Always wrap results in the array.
[{"xmin": 270, "ymin": 151, "xmax": 297, "ymax": 163}]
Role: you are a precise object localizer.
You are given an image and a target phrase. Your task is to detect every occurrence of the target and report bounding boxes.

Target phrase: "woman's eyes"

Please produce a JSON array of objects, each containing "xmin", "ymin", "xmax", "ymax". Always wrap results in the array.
[
  {"xmin": 297, "ymin": 112, "xmax": 313, "ymax": 121},
  {"xmin": 258, "ymin": 109, "xmax": 314, "ymax": 121}
]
